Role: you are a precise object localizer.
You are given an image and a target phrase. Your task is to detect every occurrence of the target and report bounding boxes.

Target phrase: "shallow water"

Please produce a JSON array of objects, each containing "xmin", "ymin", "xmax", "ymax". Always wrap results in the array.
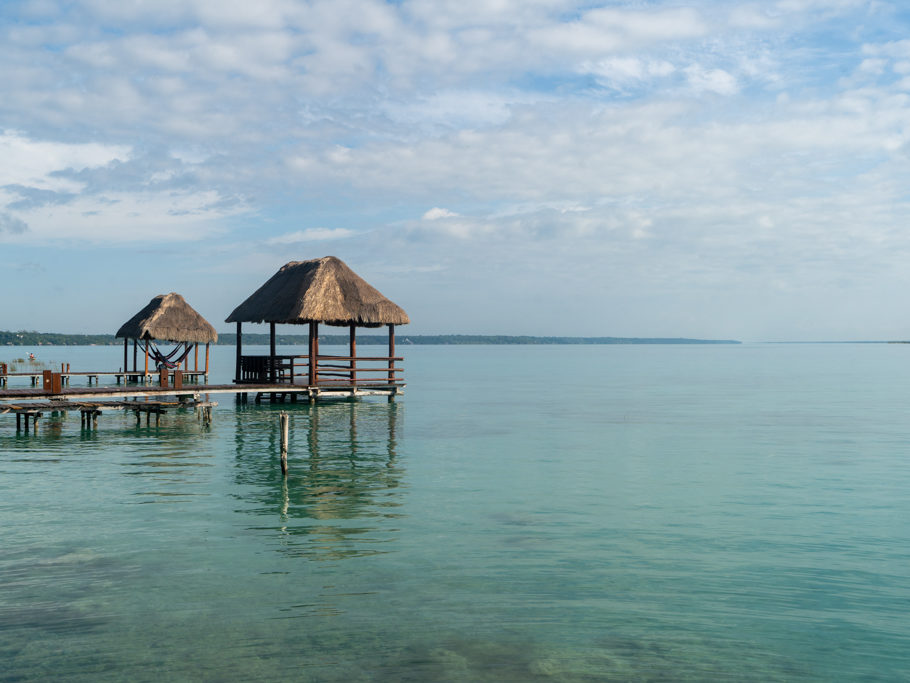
[{"xmin": 2, "ymin": 343, "xmax": 909, "ymax": 681}]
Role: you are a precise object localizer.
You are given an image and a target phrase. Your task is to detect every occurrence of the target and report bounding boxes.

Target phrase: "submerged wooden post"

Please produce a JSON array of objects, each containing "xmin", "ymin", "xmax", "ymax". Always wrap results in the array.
[
  {"xmin": 388, "ymin": 324, "xmax": 395, "ymax": 383},
  {"xmin": 235, "ymin": 321, "xmax": 243, "ymax": 383},
  {"xmin": 270, "ymin": 322, "xmax": 277, "ymax": 383},
  {"xmin": 279, "ymin": 412, "xmax": 289, "ymax": 475}
]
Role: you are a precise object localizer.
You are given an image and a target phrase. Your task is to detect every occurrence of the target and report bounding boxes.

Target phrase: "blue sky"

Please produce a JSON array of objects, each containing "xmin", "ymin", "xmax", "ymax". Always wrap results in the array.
[{"xmin": 3, "ymin": 0, "xmax": 910, "ymax": 340}]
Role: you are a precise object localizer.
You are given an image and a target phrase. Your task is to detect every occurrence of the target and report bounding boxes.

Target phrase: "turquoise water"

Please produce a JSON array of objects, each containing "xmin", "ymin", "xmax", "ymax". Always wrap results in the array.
[{"xmin": 2, "ymin": 343, "xmax": 910, "ymax": 681}]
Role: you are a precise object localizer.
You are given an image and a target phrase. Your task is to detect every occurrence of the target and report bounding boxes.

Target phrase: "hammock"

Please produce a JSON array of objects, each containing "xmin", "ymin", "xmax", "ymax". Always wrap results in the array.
[{"xmin": 140, "ymin": 340, "xmax": 194, "ymax": 370}]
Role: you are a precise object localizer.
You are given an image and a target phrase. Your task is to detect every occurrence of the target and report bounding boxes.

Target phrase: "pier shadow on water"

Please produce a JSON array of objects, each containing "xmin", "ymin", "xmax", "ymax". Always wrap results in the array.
[{"xmin": 232, "ymin": 399, "xmax": 404, "ymax": 561}]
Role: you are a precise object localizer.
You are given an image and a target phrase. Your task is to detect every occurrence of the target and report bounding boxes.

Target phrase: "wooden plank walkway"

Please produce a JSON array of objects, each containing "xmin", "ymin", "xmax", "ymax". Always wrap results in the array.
[{"xmin": 0, "ymin": 382, "xmax": 401, "ymax": 401}]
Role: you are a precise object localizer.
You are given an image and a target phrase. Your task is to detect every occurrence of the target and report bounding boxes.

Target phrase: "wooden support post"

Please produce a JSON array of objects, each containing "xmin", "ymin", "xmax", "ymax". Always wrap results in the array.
[
  {"xmin": 133, "ymin": 339, "xmax": 138, "ymax": 374},
  {"xmin": 350, "ymin": 324, "xmax": 357, "ymax": 387},
  {"xmin": 205, "ymin": 343, "xmax": 210, "ymax": 377},
  {"xmin": 123, "ymin": 338, "xmax": 128, "ymax": 375},
  {"xmin": 308, "ymin": 321, "xmax": 316, "ymax": 386},
  {"xmin": 174, "ymin": 370, "xmax": 183, "ymax": 389},
  {"xmin": 159, "ymin": 367, "xmax": 168, "ymax": 387},
  {"xmin": 144, "ymin": 342, "xmax": 149, "ymax": 380},
  {"xmin": 269, "ymin": 322, "xmax": 277, "ymax": 383},
  {"xmin": 279, "ymin": 412, "xmax": 289, "ymax": 475},
  {"xmin": 235, "ymin": 322, "xmax": 242, "ymax": 384},
  {"xmin": 388, "ymin": 324, "xmax": 396, "ymax": 383},
  {"xmin": 194, "ymin": 343, "xmax": 199, "ymax": 372},
  {"xmin": 314, "ymin": 322, "xmax": 319, "ymax": 383},
  {"xmin": 16, "ymin": 413, "xmax": 21, "ymax": 431}
]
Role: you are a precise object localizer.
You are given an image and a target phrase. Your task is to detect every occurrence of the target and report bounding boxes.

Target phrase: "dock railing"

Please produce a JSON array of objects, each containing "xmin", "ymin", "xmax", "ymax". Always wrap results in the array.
[{"xmin": 238, "ymin": 354, "xmax": 403, "ymax": 387}]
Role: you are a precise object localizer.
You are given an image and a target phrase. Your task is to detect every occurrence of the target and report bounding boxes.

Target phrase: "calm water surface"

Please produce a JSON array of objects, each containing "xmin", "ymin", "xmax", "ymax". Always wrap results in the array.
[{"xmin": 1, "ymin": 343, "xmax": 909, "ymax": 681}]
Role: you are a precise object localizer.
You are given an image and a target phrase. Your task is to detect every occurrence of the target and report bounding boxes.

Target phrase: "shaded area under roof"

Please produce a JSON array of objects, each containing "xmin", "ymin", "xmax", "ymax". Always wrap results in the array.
[
  {"xmin": 116, "ymin": 293, "xmax": 218, "ymax": 343},
  {"xmin": 225, "ymin": 256, "xmax": 410, "ymax": 328}
]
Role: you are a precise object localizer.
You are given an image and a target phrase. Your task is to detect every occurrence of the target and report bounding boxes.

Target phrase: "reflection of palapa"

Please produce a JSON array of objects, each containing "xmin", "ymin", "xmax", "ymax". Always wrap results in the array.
[{"xmin": 234, "ymin": 401, "xmax": 402, "ymax": 561}]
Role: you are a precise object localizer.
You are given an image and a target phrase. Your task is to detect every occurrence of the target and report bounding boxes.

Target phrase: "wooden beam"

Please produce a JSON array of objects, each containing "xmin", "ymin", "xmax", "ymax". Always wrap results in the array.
[
  {"xmin": 123, "ymin": 338, "xmax": 128, "ymax": 374},
  {"xmin": 205, "ymin": 343, "xmax": 210, "ymax": 375}
]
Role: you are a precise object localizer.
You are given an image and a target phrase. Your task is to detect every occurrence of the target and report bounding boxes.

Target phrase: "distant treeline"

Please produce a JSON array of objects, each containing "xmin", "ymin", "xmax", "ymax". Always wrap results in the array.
[{"xmin": 2, "ymin": 330, "xmax": 740, "ymax": 346}]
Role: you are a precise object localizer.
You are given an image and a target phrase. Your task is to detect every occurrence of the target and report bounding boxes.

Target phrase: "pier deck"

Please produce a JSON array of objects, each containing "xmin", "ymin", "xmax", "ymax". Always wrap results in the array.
[{"xmin": 0, "ymin": 382, "xmax": 402, "ymax": 402}]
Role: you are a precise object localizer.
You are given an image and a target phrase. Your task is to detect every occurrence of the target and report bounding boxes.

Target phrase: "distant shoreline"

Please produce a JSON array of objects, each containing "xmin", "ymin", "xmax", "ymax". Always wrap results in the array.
[{"xmin": 0, "ymin": 331, "xmax": 741, "ymax": 346}]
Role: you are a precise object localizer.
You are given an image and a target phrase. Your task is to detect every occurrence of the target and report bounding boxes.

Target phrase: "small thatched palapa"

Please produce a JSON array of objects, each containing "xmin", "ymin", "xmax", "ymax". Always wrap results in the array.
[
  {"xmin": 117, "ymin": 293, "xmax": 218, "ymax": 343},
  {"xmin": 225, "ymin": 256, "xmax": 409, "ymax": 328}
]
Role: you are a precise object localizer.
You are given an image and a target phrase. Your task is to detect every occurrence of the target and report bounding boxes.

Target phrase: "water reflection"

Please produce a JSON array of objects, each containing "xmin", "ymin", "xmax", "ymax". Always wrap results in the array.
[{"xmin": 233, "ymin": 400, "xmax": 404, "ymax": 560}]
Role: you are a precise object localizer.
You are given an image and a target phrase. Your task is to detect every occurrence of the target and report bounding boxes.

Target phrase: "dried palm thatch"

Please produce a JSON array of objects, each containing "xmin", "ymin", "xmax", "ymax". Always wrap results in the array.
[
  {"xmin": 225, "ymin": 256, "xmax": 410, "ymax": 327},
  {"xmin": 116, "ymin": 293, "xmax": 218, "ymax": 343}
]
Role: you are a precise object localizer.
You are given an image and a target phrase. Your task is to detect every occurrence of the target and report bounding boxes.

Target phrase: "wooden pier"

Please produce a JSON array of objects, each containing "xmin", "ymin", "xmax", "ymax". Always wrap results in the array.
[{"xmin": 0, "ymin": 367, "xmax": 403, "ymax": 431}]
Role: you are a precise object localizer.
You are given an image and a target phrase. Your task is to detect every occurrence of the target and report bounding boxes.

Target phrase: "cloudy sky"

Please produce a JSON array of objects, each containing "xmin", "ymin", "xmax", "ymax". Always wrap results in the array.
[{"xmin": 2, "ymin": 0, "xmax": 910, "ymax": 340}]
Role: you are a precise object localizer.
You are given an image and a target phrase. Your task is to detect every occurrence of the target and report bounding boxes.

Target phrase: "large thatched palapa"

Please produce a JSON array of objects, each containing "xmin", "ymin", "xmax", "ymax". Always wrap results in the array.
[
  {"xmin": 226, "ymin": 257, "xmax": 409, "ymax": 327},
  {"xmin": 117, "ymin": 293, "xmax": 217, "ymax": 377},
  {"xmin": 226, "ymin": 256, "xmax": 408, "ymax": 388}
]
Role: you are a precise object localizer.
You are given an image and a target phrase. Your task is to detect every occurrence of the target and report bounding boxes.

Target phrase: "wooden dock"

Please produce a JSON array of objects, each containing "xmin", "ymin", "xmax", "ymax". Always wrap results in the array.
[{"xmin": 0, "ymin": 376, "xmax": 402, "ymax": 432}]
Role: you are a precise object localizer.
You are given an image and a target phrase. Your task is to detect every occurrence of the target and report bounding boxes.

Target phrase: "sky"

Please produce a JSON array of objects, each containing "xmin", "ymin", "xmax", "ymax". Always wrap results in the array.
[{"xmin": 2, "ymin": 0, "xmax": 910, "ymax": 341}]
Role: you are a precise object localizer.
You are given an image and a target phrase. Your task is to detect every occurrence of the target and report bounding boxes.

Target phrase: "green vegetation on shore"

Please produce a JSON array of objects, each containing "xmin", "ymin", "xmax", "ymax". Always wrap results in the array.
[{"xmin": 1, "ymin": 330, "xmax": 740, "ymax": 346}]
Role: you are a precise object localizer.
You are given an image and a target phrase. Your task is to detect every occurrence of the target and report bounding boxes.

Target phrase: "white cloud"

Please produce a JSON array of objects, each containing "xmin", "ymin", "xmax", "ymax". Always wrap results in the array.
[
  {"xmin": 582, "ymin": 56, "xmax": 676, "ymax": 88},
  {"xmin": 265, "ymin": 228, "xmax": 357, "ymax": 244},
  {"xmin": 0, "ymin": 131, "xmax": 130, "ymax": 192},
  {"xmin": 422, "ymin": 207, "xmax": 459, "ymax": 220},
  {"xmin": 684, "ymin": 65, "xmax": 739, "ymax": 95},
  {"xmin": 2, "ymin": 190, "xmax": 242, "ymax": 244}
]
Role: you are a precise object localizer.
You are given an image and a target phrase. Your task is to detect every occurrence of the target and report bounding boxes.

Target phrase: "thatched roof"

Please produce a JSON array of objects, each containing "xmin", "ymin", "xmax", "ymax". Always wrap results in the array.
[
  {"xmin": 116, "ymin": 293, "xmax": 218, "ymax": 343},
  {"xmin": 225, "ymin": 256, "xmax": 410, "ymax": 327}
]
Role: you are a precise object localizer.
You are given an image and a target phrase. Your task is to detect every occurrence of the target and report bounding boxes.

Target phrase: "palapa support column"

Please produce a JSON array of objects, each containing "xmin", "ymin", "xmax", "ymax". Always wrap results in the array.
[
  {"xmin": 205, "ymin": 343, "xmax": 210, "ymax": 377},
  {"xmin": 123, "ymin": 339, "xmax": 128, "ymax": 377},
  {"xmin": 388, "ymin": 324, "xmax": 396, "ymax": 383},
  {"xmin": 235, "ymin": 322, "xmax": 243, "ymax": 384},
  {"xmin": 308, "ymin": 321, "xmax": 317, "ymax": 386},
  {"xmin": 279, "ymin": 412, "xmax": 289, "ymax": 475},
  {"xmin": 133, "ymin": 340, "xmax": 138, "ymax": 375},
  {"xmin": 194, "ymin": 343, "xmax": 199, "ymax": 372},
  {"xmin": 350, "ymin": 324, "xmax": 357, "ymax": 387},
  {"xmin": 270, "ymin": 322, "xmax": 277, "ymax": 383},
  {"xmin": 144, "ymin": 342, "xmax": 150, "ymax": 381}
]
